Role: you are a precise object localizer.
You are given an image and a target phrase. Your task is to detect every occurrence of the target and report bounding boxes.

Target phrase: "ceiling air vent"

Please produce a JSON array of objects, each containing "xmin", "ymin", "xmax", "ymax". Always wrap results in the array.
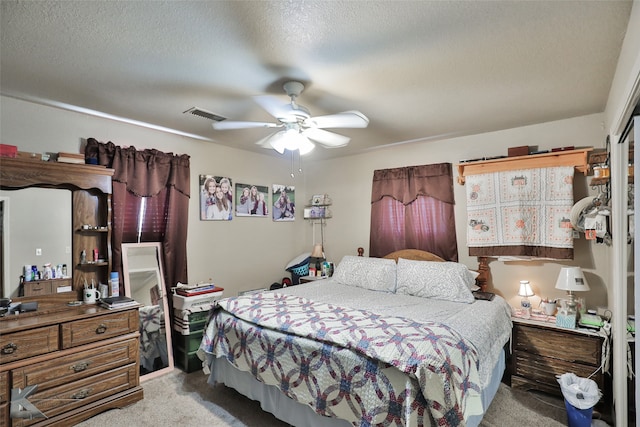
[{"xmin": 183, "ymin": 107, "xmax": 226, "ymax": 122}]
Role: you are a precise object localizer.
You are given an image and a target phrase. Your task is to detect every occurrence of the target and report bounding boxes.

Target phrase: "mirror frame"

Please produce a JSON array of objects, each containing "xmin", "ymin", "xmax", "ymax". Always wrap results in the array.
[{"xmin": 121, "ymin": 242, "xmax": 174, "ymax": 381}]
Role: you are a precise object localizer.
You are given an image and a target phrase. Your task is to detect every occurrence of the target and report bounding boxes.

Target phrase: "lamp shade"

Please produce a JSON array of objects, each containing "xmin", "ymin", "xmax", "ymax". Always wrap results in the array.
[
  {"xmin": 517, "ymin": 281, "xmax": 534, "ymax": 297},
  {"xmin": 555, "ymin": 267, "xmax": 590, "ymax": 292},
  {"xmin": 310, "ymin": 244, "xmax": 324, "ymax": 259}
]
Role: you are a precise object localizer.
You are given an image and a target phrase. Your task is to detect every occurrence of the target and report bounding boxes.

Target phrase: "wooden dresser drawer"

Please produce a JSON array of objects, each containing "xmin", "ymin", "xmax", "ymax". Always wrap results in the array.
[
  {"xmin": 0, "ymin": 325, "xmax": 58, "ymax": 364},
  {"xmin": 12, "ymin": 338, "xmax": 139, "ymax": 390},
  {"xmin": 514, "ymin": 324, "xmax": 601, "ymax": 366},
  {"xmin": 0, "ymin": 402, "xmax": 7, "ymax": 427},
  {"xmin": 61, "ymin": 309, "xmax": 138, "ymax": 349},
  {"xmin": 12, "ymin": 363, "xmax": 138, "ymax": 427},
  {"xmin": 0, "ymin": 371, "xmax": 7, "ymax": 404}
]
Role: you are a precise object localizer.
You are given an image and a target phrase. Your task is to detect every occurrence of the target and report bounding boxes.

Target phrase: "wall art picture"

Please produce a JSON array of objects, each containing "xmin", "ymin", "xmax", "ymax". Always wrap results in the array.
[
  {"xmin": 235, "ymin": 183, "xmax": 269, "ymax": 217},
  {"xmin": 272, "ymin": 184, "xmax": 296, "ymax": 221},
  {"xmin": 200, "ymin": 174, "xmax": 233, "ymax": 221}
]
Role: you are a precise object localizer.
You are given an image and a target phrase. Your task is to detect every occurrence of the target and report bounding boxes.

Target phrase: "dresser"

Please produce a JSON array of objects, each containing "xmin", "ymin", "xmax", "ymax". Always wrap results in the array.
[
  {"xmin": 0, "ymin": 302, "xmax": 143, "ymax": 426},
  {"xmin": 510, "ymin": 318, "xmax": 609, "ymax": 412}
]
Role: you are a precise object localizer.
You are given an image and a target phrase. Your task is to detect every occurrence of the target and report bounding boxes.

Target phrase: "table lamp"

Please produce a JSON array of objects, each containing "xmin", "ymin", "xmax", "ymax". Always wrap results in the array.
[
  {"xmin": 555, "ymin": 266, "xmax": 590, "ymax": 328},
  {"xmin": 518, "ymin": 280, "xmax": 534, "ymax": 319},
  {"xmin": 309, "ymin": 244, "xmax": 325, "ymax": 277}
]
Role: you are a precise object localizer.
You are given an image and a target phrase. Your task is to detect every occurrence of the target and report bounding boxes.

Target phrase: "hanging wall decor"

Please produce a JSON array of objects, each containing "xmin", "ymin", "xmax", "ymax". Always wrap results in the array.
[
  {"xmin": 200, "ymin": 174, "xmax": 233, "ymax": 221},
  {"xmin": 235, "ymin": 182, "xmax": 269, "ymax": 217},
  {"xmin": 272, "ymin": 184, "xmax": 296, "ymax": 221}
]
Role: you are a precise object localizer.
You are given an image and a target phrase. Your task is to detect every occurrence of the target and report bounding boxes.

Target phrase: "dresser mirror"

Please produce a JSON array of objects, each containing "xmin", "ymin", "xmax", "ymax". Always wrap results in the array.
[
  {"xmin": 0, "ymin": 188, "xmax": 72, "ymax": 299},
  {"xmin": 122, "ymin": 242, "xmax": 174, "ymax": 381}
]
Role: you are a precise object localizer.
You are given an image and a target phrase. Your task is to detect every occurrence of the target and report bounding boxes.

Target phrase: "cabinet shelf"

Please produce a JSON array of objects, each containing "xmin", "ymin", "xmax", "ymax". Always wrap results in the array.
[{"xmin": 457, "ymin": 148, "xmax": 592, "ymax": 184}]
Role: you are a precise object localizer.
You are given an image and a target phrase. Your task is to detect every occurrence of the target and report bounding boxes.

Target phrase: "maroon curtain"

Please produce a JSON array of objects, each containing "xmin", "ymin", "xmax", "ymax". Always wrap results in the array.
[
  {"xmin": 86, "ymin": 138, "xmax": 190, "ymax": 298},
  {"xmin": 369, "ymin": 163, "xmax": 458, "ymax": 261}
]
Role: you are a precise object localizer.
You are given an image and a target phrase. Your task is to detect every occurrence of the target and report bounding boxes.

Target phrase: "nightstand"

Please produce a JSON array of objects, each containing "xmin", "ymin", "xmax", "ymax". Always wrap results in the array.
[
  {"xmin": 510, "ymin": 317, "xmax": 609, "ymax": 412},
  {"xmin": 298, "ymin": 275, "xmax": 328, "ymax": 284}
]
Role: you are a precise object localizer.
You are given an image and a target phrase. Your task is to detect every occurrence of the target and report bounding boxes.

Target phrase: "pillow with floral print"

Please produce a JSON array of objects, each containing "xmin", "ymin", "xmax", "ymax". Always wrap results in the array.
[
  {"xmin": 332, "ymin": 255, "xmax": 397, "ymax": 293},
  {"xmin": 395, "ymin": 258, "xmax": 475, "ymax": 303}
]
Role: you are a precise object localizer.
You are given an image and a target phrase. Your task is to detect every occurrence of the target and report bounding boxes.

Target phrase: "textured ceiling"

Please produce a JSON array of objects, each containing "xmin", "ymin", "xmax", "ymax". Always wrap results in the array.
[{"xmin": 0, "ymin": 1, "xmax": 633, "ymax": 160}]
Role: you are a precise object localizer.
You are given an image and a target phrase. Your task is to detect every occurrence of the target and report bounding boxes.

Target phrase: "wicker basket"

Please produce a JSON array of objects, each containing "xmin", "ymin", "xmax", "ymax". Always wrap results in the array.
[{"xmin": 288, "ymin": 262, "xmax": 309, "ymax": 285}]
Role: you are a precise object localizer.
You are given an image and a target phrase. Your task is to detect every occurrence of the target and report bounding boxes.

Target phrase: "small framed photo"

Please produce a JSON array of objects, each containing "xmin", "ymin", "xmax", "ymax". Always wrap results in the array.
[
  {"xmin": 304, "ymin": 206, "xmax": 326, "ymax": 219},
  {"xmin": 311, "ymin": 194, "xmax": 324, "ymax": 206}
]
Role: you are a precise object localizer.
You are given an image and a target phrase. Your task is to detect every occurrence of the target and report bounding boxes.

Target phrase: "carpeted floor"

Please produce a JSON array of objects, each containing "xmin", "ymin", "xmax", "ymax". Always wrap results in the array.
[{"xmin": 75, "ymin": 368, "xmax": 595, "ymax": 427}]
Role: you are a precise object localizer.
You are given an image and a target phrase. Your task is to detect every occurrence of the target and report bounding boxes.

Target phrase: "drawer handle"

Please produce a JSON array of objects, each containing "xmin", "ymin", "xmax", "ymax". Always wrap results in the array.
[
  {"xmin": 71, "ymin": 388, "xmax": 92, "ymax": 399},
  {"xmin": 1, "ymin": 343, "xmax": 17, "ymax": 354},
  {"xmin": 95, "ymin": 324, "xmax": 108, "ymax": 334},
  {"xmin": 70, "ymin": 361, "xmax": 91, "ymax": 372}
]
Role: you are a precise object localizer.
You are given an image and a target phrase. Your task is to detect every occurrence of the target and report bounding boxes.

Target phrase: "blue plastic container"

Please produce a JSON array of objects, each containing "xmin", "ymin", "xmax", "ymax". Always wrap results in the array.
[{"xmin": 564, "ymin": 399, "xmax": 593, "ymax": 427}]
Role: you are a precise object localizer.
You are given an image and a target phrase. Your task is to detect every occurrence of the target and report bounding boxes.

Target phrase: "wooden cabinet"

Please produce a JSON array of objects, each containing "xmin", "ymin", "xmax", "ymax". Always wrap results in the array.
[
  {"xmin": 22, "ymin": 279, "xmax": 72, "ymax": 297},
  {"xmin": 0, "ymin": 303, "xmax": 142, "ymax": 426},
  {"xmin": 0, "ymin": 156, "xmax": 114, "ymax": 301},
  {"xmin": 510, "ymin": 319, "xmax": 607, "ymax": 409}
]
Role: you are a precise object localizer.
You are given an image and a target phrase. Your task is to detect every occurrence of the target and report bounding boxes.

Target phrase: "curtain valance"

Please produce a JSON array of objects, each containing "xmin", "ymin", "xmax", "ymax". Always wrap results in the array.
[
  {"xmin": 86, "ymin": 138, "xmax": 190, "ymax": 197},
  {"xmin": 371, "ymin": 163, "xmax": 454, "ymax": 205}
]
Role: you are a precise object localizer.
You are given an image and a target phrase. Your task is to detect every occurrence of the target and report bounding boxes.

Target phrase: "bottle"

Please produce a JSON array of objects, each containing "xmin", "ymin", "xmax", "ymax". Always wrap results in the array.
[
  {"xmin": 62, "ymin": 264, "xmax": 68, "ymax": 277},
  {"xmin": 110, "ymin": 272, "xmax": 120, "ymax": 297},
  {"xmin": 315, "ymin": 259, "xmax": 322, "ymax": 277},
  {"xmin": 80, "ymin": 250, "xmax": 87, "ymax": 264},
  {"xmin": 593, "ymin": 164, "xmax": 602, "ymax": 178}
]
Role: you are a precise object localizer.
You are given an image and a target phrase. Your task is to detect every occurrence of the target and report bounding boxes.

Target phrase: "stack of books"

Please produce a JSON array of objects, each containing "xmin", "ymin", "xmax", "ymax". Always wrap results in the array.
[
  {"xmin": 57, "ymin": 152, "xmax": 85, "ymax": 164},
  {"xmin": 99, "ymin": 296, "xmax": 139, "ymax": 310},
  {"xmin": 174, "ymin": 282, "xmax": 224, "ymax": 297}
]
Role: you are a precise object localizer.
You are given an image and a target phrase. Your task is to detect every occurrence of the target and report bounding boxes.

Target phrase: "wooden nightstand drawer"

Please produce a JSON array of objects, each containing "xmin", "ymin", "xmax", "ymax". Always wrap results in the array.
[
  {"xmin": 514, "ymin": 324, "xmax": 601, "ymax": 366},
  {"xmin": 61, "ymin": 309, "xmax": 138, "ymax": 348},
  {"xmin": 12, "ymin": 338, "xmax": 139, "ymax": 390},
  {"xmin": 0, "ymin": 325, "xmax": 58, "ymax": 364},
  {"xmin": 514, "ymin": 351, "xmax": 602, "ymax": 388},
  {"xmin": 12, "ymin": 363, "xmax": 138, "ymax": 427}
]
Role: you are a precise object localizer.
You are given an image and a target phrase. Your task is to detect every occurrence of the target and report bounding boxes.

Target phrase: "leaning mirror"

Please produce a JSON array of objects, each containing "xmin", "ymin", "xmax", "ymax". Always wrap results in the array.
[{"xmin": 121, "ymin": 242, "xmax": 174, "ymax": 381}]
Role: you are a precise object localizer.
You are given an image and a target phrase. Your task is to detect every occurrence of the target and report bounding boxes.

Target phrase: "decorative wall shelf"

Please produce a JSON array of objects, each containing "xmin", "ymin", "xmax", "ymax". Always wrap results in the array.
[{"xmin": 456, "ymin": 148, "xmax": 593, "ymax": 185}]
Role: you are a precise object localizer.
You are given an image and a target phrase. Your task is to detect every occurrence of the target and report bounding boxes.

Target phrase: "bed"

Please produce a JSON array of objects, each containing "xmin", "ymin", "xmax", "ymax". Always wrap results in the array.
[{"xmin": 199, "ymin": 251, "xmax": 512, "ymax": 427}]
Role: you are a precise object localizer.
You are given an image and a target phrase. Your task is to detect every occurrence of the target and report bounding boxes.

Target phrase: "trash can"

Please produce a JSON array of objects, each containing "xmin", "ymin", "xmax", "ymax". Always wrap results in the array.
[{"xmin": 557, "ymin": 373, "xmax": 602, "ymax": 427}]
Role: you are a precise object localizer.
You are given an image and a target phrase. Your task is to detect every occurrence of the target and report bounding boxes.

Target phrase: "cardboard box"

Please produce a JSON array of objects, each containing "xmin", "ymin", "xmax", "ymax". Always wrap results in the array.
[{"xmin": 508, "ymin": 146, "xmax": 529, "ymax": 157}]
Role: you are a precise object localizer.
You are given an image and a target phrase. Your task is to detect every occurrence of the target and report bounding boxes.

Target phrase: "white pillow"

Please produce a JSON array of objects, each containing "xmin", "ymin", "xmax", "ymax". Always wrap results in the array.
[
  {"xmin": 333, "ymin": 256, "xmax": 397, "ymax": 293},
  {"xmin": 396, "ymin": 258, "xmax": 475, "ymax": 303}
]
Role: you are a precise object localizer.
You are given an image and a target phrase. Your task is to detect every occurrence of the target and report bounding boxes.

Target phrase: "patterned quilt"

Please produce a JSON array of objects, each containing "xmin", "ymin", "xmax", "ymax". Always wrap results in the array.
[{"xmin": 200, "ymin": 292, "xmax": 483, "ymax": 426}]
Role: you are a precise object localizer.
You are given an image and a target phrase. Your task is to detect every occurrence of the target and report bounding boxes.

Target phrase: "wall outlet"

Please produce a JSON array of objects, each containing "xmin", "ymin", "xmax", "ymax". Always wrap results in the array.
[{"xmin": 35, "ymin": 248, "xmax": 42, "ymax": 256}]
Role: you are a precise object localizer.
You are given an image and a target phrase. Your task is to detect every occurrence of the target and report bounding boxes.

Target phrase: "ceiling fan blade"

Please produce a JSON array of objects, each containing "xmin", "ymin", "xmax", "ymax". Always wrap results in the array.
[
  {"xmin": 253, "ymin": 95, "xmax": 291, "ymax": 119},
  {"xmin": 304, "ymin": 111, "xmax": 369, "ymax": 129},
  {"xmin": 303, "ymin": 128, "xmax": 351, "ymax": 147},
  {"xmin": 255, "ymin": 131, "xmax": 287, "ymax": 154},
  {"xmin": 213, "ymin": 121, "xmax": 280, "ymax": 130}
]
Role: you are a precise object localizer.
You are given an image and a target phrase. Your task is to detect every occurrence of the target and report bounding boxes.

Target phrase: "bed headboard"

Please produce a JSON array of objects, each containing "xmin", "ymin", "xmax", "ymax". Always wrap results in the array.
[{"xmin": 356, "ymin": 247, "xmax": 489, "ymax": 291}]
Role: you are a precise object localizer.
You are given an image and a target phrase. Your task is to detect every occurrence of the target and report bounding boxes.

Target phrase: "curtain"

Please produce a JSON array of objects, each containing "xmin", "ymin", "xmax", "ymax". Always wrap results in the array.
[
  {"xmin": 370, "ymin": 163, "xmax": 458, "ymax": 261},
  {"xmin": 86, "ymin": 138, "xmax": 190, "ymax": 299}
]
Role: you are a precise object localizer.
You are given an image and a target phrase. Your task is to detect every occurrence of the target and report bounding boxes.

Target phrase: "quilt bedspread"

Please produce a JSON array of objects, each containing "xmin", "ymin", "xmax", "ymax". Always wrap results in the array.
[{"xmin": 200, "ymin": 293, "xmax": 482, "ymax": 426}]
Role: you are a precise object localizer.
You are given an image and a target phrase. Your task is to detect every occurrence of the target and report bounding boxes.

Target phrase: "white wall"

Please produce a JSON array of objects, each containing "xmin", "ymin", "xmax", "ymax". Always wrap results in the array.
[
  {"xmin": 305, "ymin": 114, "xmax": 610, "ymax": 310},
  {"xmin": 0, "ymin": 96, "xmax": 313, "ymax": 296},
  {"xmin": 0, "ymin": 95, "xmax": 614, "ymax": 308}
]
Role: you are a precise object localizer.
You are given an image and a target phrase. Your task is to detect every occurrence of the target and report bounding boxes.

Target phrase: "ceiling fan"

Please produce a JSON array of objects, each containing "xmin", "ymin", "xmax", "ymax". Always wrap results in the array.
[{"xmin": 212, "ymin": 81, "xmax": 369, "ymax": 155}]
